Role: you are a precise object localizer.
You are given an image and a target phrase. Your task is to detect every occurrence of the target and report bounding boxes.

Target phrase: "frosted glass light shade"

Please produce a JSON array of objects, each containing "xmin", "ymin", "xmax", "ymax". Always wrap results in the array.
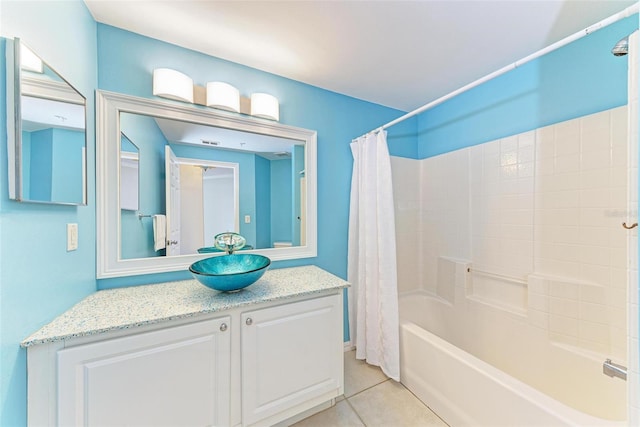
[
  {"xmin": 153, "ymin": 68, "xmax": 194, "ymax": 103},
  {"xmin": 20, "ymin": 44, "xmax": 43, "ymax": 73},
  {"xmin": 206, "ymin": 82, "xmax": 240, "ymax": 112},
  {"xmin": 250, "ymin": 93, "xmax": 279, "ymax": 121}
]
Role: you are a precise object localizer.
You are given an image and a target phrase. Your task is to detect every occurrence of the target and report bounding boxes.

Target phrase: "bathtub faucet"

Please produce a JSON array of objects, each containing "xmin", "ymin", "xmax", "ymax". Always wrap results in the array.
[{"xmin": 603, "ymin": 359, "xmax": 627, "ymax": 381}]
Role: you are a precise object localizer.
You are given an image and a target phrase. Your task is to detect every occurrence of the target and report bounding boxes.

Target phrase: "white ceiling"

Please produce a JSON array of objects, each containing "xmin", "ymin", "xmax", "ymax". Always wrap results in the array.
[
  {"xmin": 85, "ymin": 0, "xmax": 637, "ymax": 112},
  {"xmin": 22, "ymin": 96, "xmax": 85, "ymax": 131}
]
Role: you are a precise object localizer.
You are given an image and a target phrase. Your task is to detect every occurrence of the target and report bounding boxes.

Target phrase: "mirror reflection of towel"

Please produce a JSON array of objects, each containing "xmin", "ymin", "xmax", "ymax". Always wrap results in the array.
[{"xmin": 153, "ymin": 215, "xmax": 166, "ymax": 251}]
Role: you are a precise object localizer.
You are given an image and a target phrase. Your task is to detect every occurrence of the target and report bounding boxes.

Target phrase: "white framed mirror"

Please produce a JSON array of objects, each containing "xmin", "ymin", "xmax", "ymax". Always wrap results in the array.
[
  {"xmin": 97, "ymin": 90, "xmax": 317, "ymax": 278},
  {"xmin": 5, "ymin": 38, "xmax": 87, "ymax": 205}
]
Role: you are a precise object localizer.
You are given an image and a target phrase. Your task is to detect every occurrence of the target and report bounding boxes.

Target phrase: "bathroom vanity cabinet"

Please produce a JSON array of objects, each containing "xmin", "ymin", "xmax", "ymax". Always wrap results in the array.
[{"xmin": 22, "ymin": 266, "xmax": 347, "ymax": 427}]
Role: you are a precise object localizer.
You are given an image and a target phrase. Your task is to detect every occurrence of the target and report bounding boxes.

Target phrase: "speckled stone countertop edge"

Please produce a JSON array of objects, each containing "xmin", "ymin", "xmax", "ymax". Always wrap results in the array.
[
  {"xmin": 21, "ymin": 265, "xmax": 349, "ymax": 348},
  {"xmin": 21, "ymin": 287, "xmax": 346, "ymax": 348}
]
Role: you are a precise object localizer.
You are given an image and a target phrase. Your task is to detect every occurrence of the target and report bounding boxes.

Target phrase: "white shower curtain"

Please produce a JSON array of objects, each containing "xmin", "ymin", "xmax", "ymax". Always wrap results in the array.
[{"xmin": 347, "ymin": 129, "xmax": 400, "ymax": 381}]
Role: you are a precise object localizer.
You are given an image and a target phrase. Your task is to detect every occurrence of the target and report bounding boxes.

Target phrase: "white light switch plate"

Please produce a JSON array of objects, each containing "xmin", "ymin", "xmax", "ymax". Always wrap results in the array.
[
  {"xmin": 67, "ymin": 223, "xmax": 78, "ymax": 251},
  {"xmin": 244, "ymin": 215, "xmax": 251, "ymax": 224}
]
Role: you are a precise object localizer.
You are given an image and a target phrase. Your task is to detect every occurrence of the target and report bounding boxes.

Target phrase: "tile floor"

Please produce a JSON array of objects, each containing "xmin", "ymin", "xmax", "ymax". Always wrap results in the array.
[{"xmin": 292, "ymin": 350, "xmax": 449, "ymax": 427}]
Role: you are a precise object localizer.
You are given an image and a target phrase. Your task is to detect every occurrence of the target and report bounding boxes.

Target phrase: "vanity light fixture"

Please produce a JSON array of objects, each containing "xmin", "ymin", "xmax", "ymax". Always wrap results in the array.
[
  {"xmin": 150, "ymin": 69, "xmax": 280, "ymax": 121},
  {"xmin": 251, "ymin": 93, "xmax": 280, "ymax": 121},
  {"xmin": 152, "ymin": 68, "xmax": 194, "ymax": 103},
  {"xmin": 20, "ymin": 44, "xmax": 43, "ymax": 73},
  {"xmin": 206, "ymin": 82, "xmax": 240, "ymax": 113}
]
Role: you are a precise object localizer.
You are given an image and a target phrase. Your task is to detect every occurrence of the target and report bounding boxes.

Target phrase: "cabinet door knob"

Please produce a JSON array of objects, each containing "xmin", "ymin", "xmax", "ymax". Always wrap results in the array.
[
  {"xmin": 245, "ymin": 318, "xmax": 253, "ymax": 326},
  {"xmin": 220, "ymin": 323, "xmax": 228, "ymax": 332}
]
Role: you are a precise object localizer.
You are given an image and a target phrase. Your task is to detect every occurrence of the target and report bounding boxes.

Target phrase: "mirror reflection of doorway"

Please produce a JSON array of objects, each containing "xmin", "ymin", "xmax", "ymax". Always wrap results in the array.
[
  {"xmin": 166, "ymin": 147, "xmax": 240, "ymax": 255},
  {"xmin": 165, "ymin": 146, "xmax": 181, "ymax": 256}
]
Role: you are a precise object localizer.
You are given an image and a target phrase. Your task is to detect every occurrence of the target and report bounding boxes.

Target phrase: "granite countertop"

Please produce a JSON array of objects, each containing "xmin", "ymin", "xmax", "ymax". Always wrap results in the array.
[{"xmin": 22, "ymin": 265, "xmax": 348, "ymax": 348}]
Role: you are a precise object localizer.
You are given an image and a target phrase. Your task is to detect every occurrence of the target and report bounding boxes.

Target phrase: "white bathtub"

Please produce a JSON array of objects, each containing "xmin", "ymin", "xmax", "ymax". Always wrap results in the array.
[{"xmin": 399, "ymin": 292, "xmax": 626, "ymax": 427}]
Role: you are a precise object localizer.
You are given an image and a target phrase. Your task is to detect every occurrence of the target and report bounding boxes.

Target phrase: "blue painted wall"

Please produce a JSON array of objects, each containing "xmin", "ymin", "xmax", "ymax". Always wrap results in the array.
[
  {"xmin": 23, "ymin": 128, "xmax": 85, "ymax": 203},
  {"xmin": 27, "ymin": 128, "xmax": 53, "ymax": 201},
  {"xmin": 255, "ymin": 156, "xmax": 272, "ymax": 248},
  {"xmin": 270, "ymin": 158, "xmax": 293, "ymax": 244},
  {"xmin": 417, "ymin": 17, "xmax": 638, "ymax": 158},
  {"xmin": 0, "ymin": 2, "xmax": 98, "ymax": 425},
  {"xmin": 50, "ymin": 128, "xmax": 84, "ymax": 202},
  {"xmin": 21, "ymin": 130, "xmax": 31, "ymax": 197}
]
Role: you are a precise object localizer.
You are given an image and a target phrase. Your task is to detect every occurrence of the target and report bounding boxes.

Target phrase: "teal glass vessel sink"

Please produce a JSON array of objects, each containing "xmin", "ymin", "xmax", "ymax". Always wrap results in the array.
[{"xmin": 189, "ymin": 254, "xmax": 271, "ymax": 292}]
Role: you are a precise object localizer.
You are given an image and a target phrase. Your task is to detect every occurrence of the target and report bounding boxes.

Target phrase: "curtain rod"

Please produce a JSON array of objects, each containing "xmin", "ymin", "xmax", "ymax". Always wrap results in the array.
[{"xmin": 362, "ymin": 2, "xmax": 639, "ymax": 138}]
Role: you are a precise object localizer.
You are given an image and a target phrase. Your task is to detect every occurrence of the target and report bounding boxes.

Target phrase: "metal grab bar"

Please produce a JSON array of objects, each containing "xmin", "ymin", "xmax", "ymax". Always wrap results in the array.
[{"xmin": 603, "ymin": 359, "xmax": 627, "ymax": 381}]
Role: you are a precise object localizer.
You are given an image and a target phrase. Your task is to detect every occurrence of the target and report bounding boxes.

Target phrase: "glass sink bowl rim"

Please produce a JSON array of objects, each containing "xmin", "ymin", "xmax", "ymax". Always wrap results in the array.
[{"xmin": 189, "ymin": 253, "xmax": 271, "ymax": 292}]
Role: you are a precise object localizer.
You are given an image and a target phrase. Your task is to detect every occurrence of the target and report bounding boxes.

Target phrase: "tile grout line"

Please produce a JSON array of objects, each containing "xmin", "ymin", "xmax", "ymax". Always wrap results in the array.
[
  {"xmin": 340, "ymin": 351, "xmax": 450, "ymax": 426},
  {"xmin": 400, "ymin": 382, "xmax": 451, "ymax": 427},
  {"xmin": 343, "ymin": 378, "xmax": 390, "ymax": 427},
  {"xmin": 344, "ymin": 377, "xmax": 390, "ymax": 400},
  {"xmin": 343, "ymin": 395, "xmax": 368, "ymax": 426},
  {"xmin": 346, "ymin": 378, "xmax": 451, "ymax": 427}
]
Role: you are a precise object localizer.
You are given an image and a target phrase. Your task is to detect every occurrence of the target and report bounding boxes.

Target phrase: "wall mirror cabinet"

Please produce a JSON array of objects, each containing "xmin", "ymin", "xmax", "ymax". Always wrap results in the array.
[
  {"xmin": 97, "ymin": 90, "xmax": 317, "ymax": 278},
  {"xmin": 5, "ymin": 38, "xmax": 87, "ymax": 205}
]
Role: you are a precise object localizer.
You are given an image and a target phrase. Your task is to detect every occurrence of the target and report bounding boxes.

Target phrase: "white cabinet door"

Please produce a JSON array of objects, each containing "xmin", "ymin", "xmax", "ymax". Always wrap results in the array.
[
  {"xmin": 58, "ymin": 317, "xmax": 231, "ymax": 427},
  {"xmin": 241, "ymin": 294, "xmax": 343, "ymax": 426}
]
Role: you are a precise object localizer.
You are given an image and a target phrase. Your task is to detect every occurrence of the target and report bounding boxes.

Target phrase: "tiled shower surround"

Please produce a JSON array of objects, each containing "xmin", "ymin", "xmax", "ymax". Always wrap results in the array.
[{"xmin": 392, "ymin": 105, "xmax": 638, "ymax": 418}]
